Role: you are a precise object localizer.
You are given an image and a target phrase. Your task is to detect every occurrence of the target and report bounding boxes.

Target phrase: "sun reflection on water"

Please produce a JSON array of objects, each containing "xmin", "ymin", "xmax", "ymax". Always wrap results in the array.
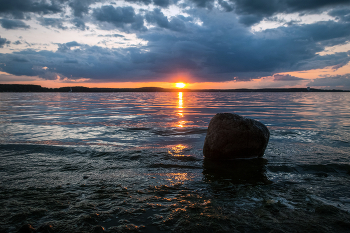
[
  {"xmin": 166, "ymin": 173, "xmax": 191, "ymax": 182},
  {"xmin": 168, "ymin": 144, "xmax": 189, "ymax": 157},
  {"xmin": 178, "ymin": 92, "xmax": 183, "ymax": 109},
  {"xmin": 177, "ymin": 92, "xmax": 184, "ymax": 126}
]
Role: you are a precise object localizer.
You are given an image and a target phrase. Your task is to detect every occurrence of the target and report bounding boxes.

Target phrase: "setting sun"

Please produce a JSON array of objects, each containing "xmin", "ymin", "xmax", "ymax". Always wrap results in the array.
[{"xmin": 175, "ymin": 83, "xmax": 186, "ymax": 88}]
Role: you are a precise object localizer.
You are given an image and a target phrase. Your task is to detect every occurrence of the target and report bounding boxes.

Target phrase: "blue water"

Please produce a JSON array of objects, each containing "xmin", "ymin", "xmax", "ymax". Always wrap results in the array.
[{"xmin": 1, "ymin": 92, "xmax": 350, "ymax": 232}]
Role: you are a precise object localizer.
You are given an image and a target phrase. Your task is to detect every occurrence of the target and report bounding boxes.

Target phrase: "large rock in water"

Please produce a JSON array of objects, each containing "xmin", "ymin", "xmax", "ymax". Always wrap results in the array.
[{"xmin": 203, "ymin": 113, "xmax": 270, "ymax": 160}]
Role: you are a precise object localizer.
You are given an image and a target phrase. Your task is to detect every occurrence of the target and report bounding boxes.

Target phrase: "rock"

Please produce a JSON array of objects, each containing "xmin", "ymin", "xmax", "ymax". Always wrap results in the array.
[{"xmin": 203, "ymin": 113, "xmax": 270, "ymax": 159}]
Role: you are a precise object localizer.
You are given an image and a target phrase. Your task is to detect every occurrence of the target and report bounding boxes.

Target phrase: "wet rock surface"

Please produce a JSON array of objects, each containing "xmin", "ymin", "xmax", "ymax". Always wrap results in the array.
[{"xmin": 203, "ymin": 113, "xmax": 270, "ymax": 159}]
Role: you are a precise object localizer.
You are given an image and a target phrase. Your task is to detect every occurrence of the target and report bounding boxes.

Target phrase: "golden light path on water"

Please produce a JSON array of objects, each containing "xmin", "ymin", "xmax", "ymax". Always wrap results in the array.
[
  {"xmin": 168, "ymin": 92, "xmax": 191, "ymax": 162},
  {"xmin": 177, "ymin": 92, "xmax": 184, "ymax": 126}
]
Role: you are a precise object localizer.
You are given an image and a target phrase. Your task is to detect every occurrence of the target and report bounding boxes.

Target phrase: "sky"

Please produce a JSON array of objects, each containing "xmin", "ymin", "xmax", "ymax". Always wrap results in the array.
[{"xmin": 1, "ymin": 0, "xmax": 350, "ymax": 89}]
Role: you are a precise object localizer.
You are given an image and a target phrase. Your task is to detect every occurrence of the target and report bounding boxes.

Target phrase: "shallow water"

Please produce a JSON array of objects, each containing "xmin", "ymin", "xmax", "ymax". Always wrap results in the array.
[{"xmin": 1, "ymin": 92, "xmax": 350, "ymax": 232}]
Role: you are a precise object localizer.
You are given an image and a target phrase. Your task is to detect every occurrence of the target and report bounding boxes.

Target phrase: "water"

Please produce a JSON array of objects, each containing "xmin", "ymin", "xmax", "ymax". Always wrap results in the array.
[{"xmin": 1, "ymin": 92, "xmax": 350, "ymax": 232}]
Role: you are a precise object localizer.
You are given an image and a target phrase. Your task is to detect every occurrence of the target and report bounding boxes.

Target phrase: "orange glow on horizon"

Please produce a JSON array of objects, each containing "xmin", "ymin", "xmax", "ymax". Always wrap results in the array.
[{"xmin": 4, "ymin": 62, "xmax": 350, "ymax": 90}]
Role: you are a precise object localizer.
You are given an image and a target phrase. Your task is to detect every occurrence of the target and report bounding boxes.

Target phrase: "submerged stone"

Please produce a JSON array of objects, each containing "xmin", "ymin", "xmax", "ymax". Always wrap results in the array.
[{"xmin": 203, "ymin": 113, "xmax": 270, "ymax": 159}]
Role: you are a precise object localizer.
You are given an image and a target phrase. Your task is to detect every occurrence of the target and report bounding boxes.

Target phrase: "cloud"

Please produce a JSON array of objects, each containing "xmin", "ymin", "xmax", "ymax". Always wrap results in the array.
[
  {"xmin": 93, "ymin": 5, "xmax": 146, "ymax": 32},
  {"xmin": 125, "ymin": 0, "xmax": 153, "ymax": 5},
  {"xmin": 0, "ymin": 72, "xmax": 40, "ymax": 82},
  {"xmin": 98, "ymin": 34, "xmax": 125, "ymax": 38},
  {"xmin": 145, "ymin": 9, "xmax": 186, "ymax": 31},
  {"xmin": 178, "ymin": 0, "xmax": 348, "ymax": 26},
  {"xmin": 63, "ymin": 59, "xmax": 78, "ymax": 63},
  {"xmin": 1, "ymin": 9, "xmax": 350, "ymax": 84},
  {"xmin": 0, "ymin": 36, "xmax": 10, "ymax": 48},
  {"xmin": 72, "ymin": 17, "xmax": 88, "ymax": 30},
  {"xmin": 218, "ymin": 0, "xmax": 234, "ymax": 12},
  {"xmin": 39, "ymin": 17, "xmax": 67, "ymax": 30},
  {"xmin": 65, "ymin": 41, "xmax": 81, "ymax": 47},
  {"xmin": 0, "ymin": 0, "xmax": 63, "ymax": 19},
  {"xmin": 69, "ymin": 0, "xmax": 98, "ymax": 17},
  {"xmin": 231, "ymin": 0, "xmax": 350, "ymax": 24},
  {"xmin": 12, "ymin": 57, "xmax": 29, "ymax": 62},
  {"xmin": 308, "ymin": 74, "xmax": 350, "ymax": 89},
  {"xmin": 238, "ymin": 14, "xmax": 263, "ymax": 26},
  {"xmin": 328, "ymin": 7, "xmax": 350, "ymax": 22},
  {"xmin": 0, "ymin": 19, "xmax": 30, "ymax": 29},
  {"xmin": 56, "ymin": 41, "xmax": 81, "ymax": 52},
  {"xmin": 189, "ymin": 0, "xmax": 215, "ymax": 8},
  {"xmin": 1, "ymin": 2, "xmax": 350, "ymax": 87},
  {"xmin": 273, "ymin": 74, "xmax": 305, "ymax": 81},
  {"xmin": 125, "ymin": 0, "xmax": 174, "ymax": 8},
  {"xmin": 153, "ymin": 0, "xmax": 172, "ymax": 7}
]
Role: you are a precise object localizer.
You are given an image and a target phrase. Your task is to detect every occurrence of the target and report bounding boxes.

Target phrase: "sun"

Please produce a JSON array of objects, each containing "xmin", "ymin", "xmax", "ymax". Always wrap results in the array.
[{"xmin": 175, "ymin": 83, "xmax": 186, "ymax": 88}]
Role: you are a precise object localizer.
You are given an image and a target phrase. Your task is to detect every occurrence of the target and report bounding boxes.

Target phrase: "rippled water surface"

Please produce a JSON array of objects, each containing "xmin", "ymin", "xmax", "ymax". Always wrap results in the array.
[{"xmin": 1, "ymin": 92, "xmax": 350, "ymax": 233}]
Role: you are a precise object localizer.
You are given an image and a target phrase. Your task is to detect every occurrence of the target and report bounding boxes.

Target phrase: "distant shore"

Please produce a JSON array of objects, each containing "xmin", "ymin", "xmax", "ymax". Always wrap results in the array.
[{"xmin": 0, "ymin": 84, "xmax": 349, "ymax": 92}]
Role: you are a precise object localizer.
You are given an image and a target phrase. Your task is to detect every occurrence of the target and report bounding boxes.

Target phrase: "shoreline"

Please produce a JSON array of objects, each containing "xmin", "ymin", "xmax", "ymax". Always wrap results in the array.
[{"xmin": 0, "ymin": 84, "xmax": 349, "ymax": 93}]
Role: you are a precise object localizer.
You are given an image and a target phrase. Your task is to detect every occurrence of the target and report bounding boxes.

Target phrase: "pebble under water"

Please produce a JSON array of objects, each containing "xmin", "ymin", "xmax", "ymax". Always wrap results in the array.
[{"xmin": 1, "ymin": 92, "xmax": 350, "ymax": 233}]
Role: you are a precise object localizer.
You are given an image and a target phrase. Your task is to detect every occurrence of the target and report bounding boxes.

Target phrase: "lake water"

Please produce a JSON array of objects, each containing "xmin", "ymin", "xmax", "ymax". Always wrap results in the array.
[{"xmin": 1, "ymin": 92, "xmax": 350, "ymax": 233}]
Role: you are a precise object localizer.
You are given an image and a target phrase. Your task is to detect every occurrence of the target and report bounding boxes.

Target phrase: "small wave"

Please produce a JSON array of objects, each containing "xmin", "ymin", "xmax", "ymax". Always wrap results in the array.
[
  {"xmin": 268, "ymin": 163, "xmax": 350, "ymax": 176},
  {"xmin": 152, "ymin": 128, "xmax": 207, "ymax": 136},
  {"xmin": 148, "ymin": 163, "xmax": 202, "ymax": 169}
]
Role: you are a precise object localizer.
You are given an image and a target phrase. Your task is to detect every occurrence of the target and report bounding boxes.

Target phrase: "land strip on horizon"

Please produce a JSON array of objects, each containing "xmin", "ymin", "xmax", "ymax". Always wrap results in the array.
[{"xmin": 0, "ymin": 84, "xmax": 349, "ymax": 92}]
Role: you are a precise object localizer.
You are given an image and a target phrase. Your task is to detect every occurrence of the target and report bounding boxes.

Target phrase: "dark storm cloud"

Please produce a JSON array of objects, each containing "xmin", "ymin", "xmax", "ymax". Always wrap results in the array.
[
  {"xmin": 328, "ymin": 7, "xmax": 350, "ymax": 22},
  {"xmin": 238, "ymin": 14, "xmax": 263, "ymax": 26},
  {"xmin": 39, "ymin": 17, "xmax": 67, "ymax": 30},
  {"xmin": 145, "ymin": 9, "xmax": 186, "ymax": 31},
  {"xmin": 296, "ymin": 52, "xmax": 350, "ymax": 71},
  {"xmin": 93, "ymin": 5, "xmax": 146, "ymax": 32},
  {"xmin": 0, "ymin": 0, "xmax": 100, "ymax": 20},
  {"xmin": 273, "ymin": 74, "xmax": 305, "ymax": 81},
  {"xmin": 68, "ymin": 0, "xmax": 106, "ymax": 18},
  {"xmin": 190, "ymin": 0, "xmax": 214, "ymax": 8},
  {"xmin": 56, "ymin": 41, "xmax": 81, "ymax": 52},
  {"xmin": 218, "ymin": 0, "xmax": 234, "ymax": 12},
  {"xmin": 308, "ymin": 74, "xmax": 350, "ymax": 88},
  {"xmin": 125, "ymin": 0, "xmax": 152, "ymax": 5},
  {"xmin": 216, "ymin": 0, "xmax": 350, "ymax": 26},
  {"xmin": 0, "ymin": 0, "xmax": 63, "ymax": 19},
  {"xmin": 231, "ymin": 0, "xmax": 350, "ymax": 16},
  {"xmin": 2, "ymin": 6, "xmax": 350, "ymax": 83},
  {"xmin": 0, "ymin": 36, "xmax": 10, "ymax": 48},
  {"xmin": 69, "ymin": 0, "xmax": 95, "ymax": 17},
  {"xmin": 153, "ymin": 0, "xmax": 172, "ymax": 7},
  {"xmin": 63, "ymin": 59, "xmax": 78, "ymax": 63},
  {"xmin": 72, "ymin": 17, "xmax": 88, "ymax": 30},
  {"xmin": 125, "ymin": 0, "xmax": 173, "ymax": 7},
  {"xmin": 0, "ymin": 19, "xmax": 30, "ymax": 29},
  {"xmin": 0, "ymin": 45, "xmax": 152, "ymax": 81},
  {"xmin": 1, "ymin": 3, "xmax": 350, "ymax": 84},
  {"xmin": 12, "ymin": 57, "xmax": 29, "ymax": 62}
]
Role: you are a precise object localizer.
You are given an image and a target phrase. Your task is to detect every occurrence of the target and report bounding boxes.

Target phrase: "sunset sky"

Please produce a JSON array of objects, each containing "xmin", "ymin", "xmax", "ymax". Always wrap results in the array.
[{"xmin": 1, "ymin": 0, "xmax": 350, "ymax": 89}]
